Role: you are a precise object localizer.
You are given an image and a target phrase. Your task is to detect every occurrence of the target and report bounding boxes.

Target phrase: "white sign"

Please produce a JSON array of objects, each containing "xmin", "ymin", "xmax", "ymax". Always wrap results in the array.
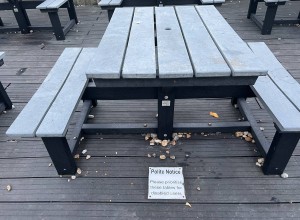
[{"xmin": 148, "ymin": 167, "xmax": 186, "ymax": 200}]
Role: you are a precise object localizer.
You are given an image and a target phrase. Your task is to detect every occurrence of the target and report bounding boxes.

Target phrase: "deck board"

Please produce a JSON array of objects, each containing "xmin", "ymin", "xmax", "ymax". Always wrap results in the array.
[{"xmin": 0, "ymin": 0, "xmax": 300, "ymax": 218}]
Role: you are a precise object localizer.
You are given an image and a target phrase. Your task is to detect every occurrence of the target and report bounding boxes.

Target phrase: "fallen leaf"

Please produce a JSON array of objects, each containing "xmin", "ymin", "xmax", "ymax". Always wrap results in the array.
[
  {"xmin": 245, "ymin": 137, "xmax": 252, "ymax": 142},
  {"xmin": 209, "ymin": 111, "xmax": 219, "ymax": 118},
  {"xmin": 161, "ymin": 140, "xmax": 168, "ymax": 147},
  {"xmin": 185, "ymin": 202, "xmax": 192, "ymax": 208},
  {"xmin": 6, "ymin": 185, "xmax": 12, "ymax": 192},
  {"xmin": 160, "ymin": 155, "xmax": 166, "ymax": 160}
]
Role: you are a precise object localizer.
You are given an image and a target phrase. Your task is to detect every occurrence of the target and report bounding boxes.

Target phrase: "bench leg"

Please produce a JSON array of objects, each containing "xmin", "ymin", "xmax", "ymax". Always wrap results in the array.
[
  {"xmin": 108, "ymin": 10, "xmax": 114, "ymax": 21},
  {"xmin": 42, "ymin": 137, "xmax": 77, "ymax": 175},
  {"xmin": 247, "ymin": 0, "xmax": 258, "ymax": 19},
  {"xmin": 47, "ymin": 11, "xmax": 65, "ymax": 40},
  {"xmin": 11, "ymin": 4, "xmax": 31, "ymax": 33},
  {"xmin": 261, "ymin": 4, "xmax": 278, "ymax": 35},
  {"xmin": 0, "ymin": 82, "xmax": 12, "ymax": 110},
  {"xmin": 263, "ymin": 130, "xmax": 300, "ymax": 175},
  {"xmin": 67, "ymin": 0, "xmax": 78, "ymax": 24},
  {"xmin": 157, "ymin": 87, "xmax": 175, "ymax": 140}
]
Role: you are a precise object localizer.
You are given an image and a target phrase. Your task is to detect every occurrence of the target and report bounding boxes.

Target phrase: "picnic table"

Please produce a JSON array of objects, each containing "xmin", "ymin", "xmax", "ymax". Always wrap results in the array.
[
  {"xmin": 0, "ymin": 0, "xmax": 78, "ymax": 40},
  {"xmin": 10, "ymin": 6, "xmax": 300, "ymax": 177}
]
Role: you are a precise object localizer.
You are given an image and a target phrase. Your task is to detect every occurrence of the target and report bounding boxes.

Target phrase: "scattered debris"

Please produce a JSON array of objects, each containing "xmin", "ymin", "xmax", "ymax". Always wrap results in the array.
[
  {"xmin": 170, "ymin": 155, "xmax": 176, "ymax": 160},
  {"xmin": 88, "ymin": 114, "xmax": 94, "ymax": 119},
  {"xmin": 152, "ymin": 153, "xmax": 156, "ymax": 158},
  {"xmin": 235, "ymin": 131, "xmax": 243, "ymax": 137},
  {"xmin": 161, "ymin": 140, "xmax": 168, "ymax": 147},
  {"xmin": 186, "ymin": 134, "xmax": 191, "ymax": 139},
  {"xmin": 147, "ymin": 153, "xmax": 151, "ymax": 158},
  {"xmin": 196, "ymin": 186, "xmax": 201, "ymax": 191},
  {"xmin": 281, "ymin": 173, "xmax": 289, "ymax": 179},
  {"xmin": 86, "ymin": 155, "xmax": 91, "ymax": 160},
  {"xmin": 166, "ymin": 150, "xmax": 170, "ymax": 154},
  {"xmin": 260, "ymin": 127, "xmax": 265, "ymax": 131},
  {"xmin": 160, "ymin": 155, "xmax": 166, "ymax": 160},
  {"xmin": 6, "ymin": 185, "xmax": 12, "ymax": 192},
  {"xmin": 256, "ymin": 158, "xmax": 264, "ymax": 167},
  {"xmin": 71, "ymin": 175, "xmax": 76, "ymax": 180},
  {"xmin": 235, "ymin": 131, "xmax": 256, "ymax": 143},
  {"xmin": 144, "ymin": 124, "xmax": 147, "ymax": 127},
  {"xmin": 145, "ymin": 133, "xmax": 151, "ymax": 140},
  {"xmin": 209, "ymin": 111, "xmax": 219, "ymax": 118},
  {"xmin": 80, "ymin": 137, "xmax": 85, "ymax": 141},
  {"xmin": 77, "ymin": 168, "xmax": 82, "ymax": 175},
  {"xmin": 48, "ymin": 163, "xmax": 52, "ymax": 167},
  {"xmin": 82, "ymin": 149, "xmax": 87, "ymax": 154},
  {"xmin": 185, "ymin": 202, "xmax": 192, "ymax": 208},
  {"xmin": 74, "ymin": 154, "xmax": 80, "ymax": 159},
  {"xmin": 67, "ymin": 179, "xmax": 71, "ymax": 182}
]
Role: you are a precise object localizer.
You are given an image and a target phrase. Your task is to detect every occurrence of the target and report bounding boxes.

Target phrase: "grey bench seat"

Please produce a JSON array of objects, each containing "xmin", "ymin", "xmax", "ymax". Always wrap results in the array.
[
  {"xmin": 36, "ymin": 0, "xmax": 78, "ymax": 40},
  {"xmin": 240, "ymin": 42, "xmax": 300, "ymax": 174},
  {"xmin": 6, "ymin": 48, "xmax": 96, "ymax": 175},
  {"xmin": 0, "ymin": 52, "xmax": 13, "ymax": 112}
]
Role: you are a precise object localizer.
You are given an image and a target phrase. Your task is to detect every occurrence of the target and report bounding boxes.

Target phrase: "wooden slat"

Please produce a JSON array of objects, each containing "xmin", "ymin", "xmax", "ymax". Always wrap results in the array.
[
  {"xmin": 176, "ymin": 6, "xmax": 231, "ymax": 77},
  {"xmin": 155, "ymin": 7, "xmax": 193, "ymax": 78},
  {"xmin": 86, "ymin": 8, "xmax": 134, "ymax": 79},
  {"xmin": 36, "ymin": 48, "xmax": 96, "ymax": 137},
  {"xmin": 248, "ymin": 42, "xmax": 300, "ymax": 111},
  {"xmin": 196, "ymin": 5, "xmax": 267, "ymax": 77},
  {"xmin": 6, "ymin": 48, "xmax": 82, "ymax": 138},
  {"xmin": 36, "ymin": 0, "xmax": 57, "ymax": 9},
  {"xmin": 46, "ymin": 0, "xmax": 68, "ymax": 9},
  {"xmin": 252, "ymin": 76, "xmax": 300, "ymax": 131},
  {"xmin": 109, "ymin": 0, "xmax": 123, "ymax": 6},
  {"xmin": 122, "ymin": 7, "xmax": 156, "ymax": 78},
  {"xmin": 98, "ymin": 0, "xmax": 112, "ymax": 6}
]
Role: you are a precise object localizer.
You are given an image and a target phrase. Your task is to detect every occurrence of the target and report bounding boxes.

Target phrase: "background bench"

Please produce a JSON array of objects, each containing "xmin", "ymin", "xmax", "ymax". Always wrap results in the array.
[
  {"xmin": 37, "ymin": 0, "xmax": 78, "ymax": 40},
  {"xmin": 6, "ymin": 48, "xmax": 96, "ymax": 175},
  {"xmin": 247, "ymin": 0, "xmax": 300, "ymax": 34},
  {"xmin": 237, "ymin": 42, "xmax": 300, "ymax": 174},
  {"xmin": 0, "ymin": 52, "xmax": 13, "ymax": 113},
  {"xmin": 99, "ymin": 0, "xmax": 225, "ymax": 20}
]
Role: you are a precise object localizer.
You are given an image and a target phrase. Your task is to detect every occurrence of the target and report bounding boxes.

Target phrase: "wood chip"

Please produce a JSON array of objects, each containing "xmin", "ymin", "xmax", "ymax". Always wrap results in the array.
[
  {"xmin": 6, "ymin": 185, "xmax": 12, "ymax": 192},
  {"xmin": 235, "ymin": 131, "xmax": 243, "ymax": 137},
  {"xmin": 186, "ymin": 134, "xmax": 191, "ymax": 139},
  {"xmin": 155, "ymin": 139, "xmax": 162, "ymax": 144},
  {"xmin": 147, "ymin": 153, "xmax": 151, "ymax": 158},
  {"xmin": 161, "ymin": 140, "xmax": 168, "ymax": 147},
  {"xmin": 166, "ymin": 150, "xmax": 170, "ymax": 154},
  {"xmin": 145, "ymin": 133, "xmax": 151, "ymax": 140},
  {"xmin": 196, "ymin": 186, "xmax": 200, "ymax": 191},
  {"xmin": 151, "ymin": 133, "xmax": 157, "ymax": 138},
  {"xmin": 77, "ymin": 168, "xmax": 82, "ymax": 175},
  {"xmin": 150, "ymin": 140, "xmax": 155, "ymax": 146},
  {"xmin": 209, "ymin": 111, "xmax": 219, "ymax": 118},
  {"xmin": 170, "ymin": 140, "xmax": 176, "ymax": 146},
  {"xmin": 71, "ymin": 175, "xmax": 76, "ymax": 180},
  {"xmin": 74, "ymin": 154, "xmax": 80, "ymax": 159},
  {"xmin": 82, "ymin": 149, "xmax": 87, "ymax": 154},
  {"xmin": 281, "ymin": 173, "xmax": 289, "ymax": 179},
  {"xmin": 255, "ymin": 162, "xmax": 262, "ymax": 167},
  {"xmin": 160, "ymin": 155, "xmax": 166, "ymax": 160},
  {"xmin": 152, "ymin": 153, "xmax": 156, "ymax": 158},
  {"xmin": 185, "ymin": 202, "xmax": 192, "ymax": 208},
  {"xmin": 170, "ymin": 155, "xmax": 176, "ymax": 160},
  {"xmin": 178, "ymin": 134, "xmax": 183, "ymax": 138},
  {"xmin": 86, "ymin": 155, "xmax": 91, "ymax": 160},
  {"xmin": 260, "ymin": 127, "xmax": 265, "ymax": 131},
  {"xmin": 257, "ymin": 158, "xmax": 264, "ymax": 164},
  {"xmin": 48, "ymin": 163, "xmax": 52, "ymax": 167},
  {"xmin": 245, "ymin": 136, "xmax": 252, "ymax": 142},
  {"xmin": 252, "ymin": 139, "xmax": 256, "ymax": 144}
]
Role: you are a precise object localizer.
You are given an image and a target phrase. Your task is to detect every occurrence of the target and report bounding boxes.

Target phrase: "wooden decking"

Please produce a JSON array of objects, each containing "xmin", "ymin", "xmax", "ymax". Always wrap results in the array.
[{"xmin": 0, "ymin": 1, "xmax": 300, "ymax": 219}]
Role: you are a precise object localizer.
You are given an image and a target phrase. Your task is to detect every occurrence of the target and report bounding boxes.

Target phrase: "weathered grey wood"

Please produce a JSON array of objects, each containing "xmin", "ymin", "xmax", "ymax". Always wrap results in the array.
[
  {"xmin": 98, "ymin": 0, "xmax": 111, "ymax": 6},
  {"xmin": 86, "ymin": 8, "xmax": 134, "ymax": 79},
  {"xmin": 0, "ymin": 52, "xmax": 5, "ymax": 60},
  {"xmin": 155, "ymin": 7, "xmax": 193, "ymax": 78},
  {"xmin": 109, "ymin": 0, "xmax": 123, "ymax": 6},
  {"xmin": 265, "ymin": 0, "xmax": 288, "ymax": 2},
  {"xmin": 46, "ymin": 0, "xmax": 68, "ymax": 9},
  {"xmin": 6, "ymin": 48, "xmax": 82, "ymax": 138},
  {"xmin": 248, "ymin": 42, "xmax": 300, "ymax": 111},
  {"xmin": 252, "ymin": 76, "xmax": 300, "ymax": 131},
  {"xmin": 36, "ymin": 48, "xmax": 96, "ymax": 137},
  {"xmin": 201, "ymin": 0, "xmax": 214, "ymax": 3},
  {"xmin": 175, "ymin": 6, "xmax": 231, "ymax": 77},
  {"xmin": 122, "ymin": 7, "xmax": 156, "ymax": 78},
  {"xmin": 36, "ymin": 0, "xmax": 58, "ymax": 9},
  {"xmin": 196, "ymin": 5, "xmax": 267, "ymax": 77}
]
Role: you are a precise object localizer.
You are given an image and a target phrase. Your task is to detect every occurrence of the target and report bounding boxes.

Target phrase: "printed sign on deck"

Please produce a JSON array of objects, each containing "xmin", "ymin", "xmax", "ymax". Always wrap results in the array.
[{"xmin": 148, "ymin": 167, "xmax": 186, "ymax": 200}]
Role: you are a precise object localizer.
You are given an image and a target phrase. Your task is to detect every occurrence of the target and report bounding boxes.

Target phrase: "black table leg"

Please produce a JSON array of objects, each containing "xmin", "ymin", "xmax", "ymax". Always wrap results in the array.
[
  {"xmin": 0, "ymin": 82, "xmax": 13, "ymax": 110},
  {"xmin": 11, "ymin": 2, "xmax": 31, "ymax": 33},
  {"xmin": 67, "ymin": 0, "xmax": 78, "ymax": 23},
  {"xmin": 247, "ymin": 0, "xmax": 258, "ymax": 19},
  {"xmin": 261, "ymin": 3, "xmax": 279, "ymax": 35},
  {"xmin": 157, "ymin": 87, "xmax": 175, "ymax": 140},
  {"xmin": 47, "ymin": 10, "xmax": 65, "ymax": 40}
]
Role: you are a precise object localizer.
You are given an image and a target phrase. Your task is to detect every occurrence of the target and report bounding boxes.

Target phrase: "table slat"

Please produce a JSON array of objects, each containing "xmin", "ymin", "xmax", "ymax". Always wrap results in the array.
[
  {"xmin": 86, "ymin": 8, "xmax": 134, "ymax": 79},
  {"xmin": 0, "ymin": 52, "xmax": 5, "ymax": 60},
  {"xmin": 36, "ymin": 0, "xmax": 57, "ymax": 9},
  {"xmin": 176, "ymin": 6, "xmax": 231, "ymax": 77},
  {"xmin": 99, "ymin": 0, "xmax": 112, "ymax": 6},
  {"xmin": 196, "ymin": 5, "xmax": 267, "ymax": 77},
  {"xmin": 155, "ymin": 7, "xmax": 193, "ymax": 78},
  {"xmin": 122, "ymin": 7, "xmax": 156, "ymax": 78}
]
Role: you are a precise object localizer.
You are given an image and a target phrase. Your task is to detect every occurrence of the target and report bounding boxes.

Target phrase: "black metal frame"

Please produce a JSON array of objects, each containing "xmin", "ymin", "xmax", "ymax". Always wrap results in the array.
[
  {"xmin": 247, "ymin": 0, "xmax": 300, "ymax": 35},
  {"xmin": 0, "ymin": 0, "xmax": 78, "ymax": 40},
  {"xmin": 33, "ymin": 75, "xmax": 300, "ymax": 176},
  {"xmin": 0, "ymin": 59, "xmax": 13, "ymax": 112}
]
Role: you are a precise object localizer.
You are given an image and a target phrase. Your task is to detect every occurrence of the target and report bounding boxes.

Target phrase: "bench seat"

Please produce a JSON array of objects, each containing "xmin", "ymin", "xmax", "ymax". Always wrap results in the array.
[
  {"xmin": 6, "ymin": 48, "xmax": 96, "ymax": 175},
  {"xmin": 36, "ymin": 0, "xmax": 78, "ymax": 40},
  {"xmin": 239, "ymin": 42, "xmax": 300, "ymax": 174}
]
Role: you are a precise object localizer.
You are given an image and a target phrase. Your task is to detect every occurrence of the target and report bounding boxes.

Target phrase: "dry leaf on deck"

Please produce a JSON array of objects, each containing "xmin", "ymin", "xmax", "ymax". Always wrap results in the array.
[{"xmin": 209, "ymin": 112, "xmax": 219, "ymax": 118}]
